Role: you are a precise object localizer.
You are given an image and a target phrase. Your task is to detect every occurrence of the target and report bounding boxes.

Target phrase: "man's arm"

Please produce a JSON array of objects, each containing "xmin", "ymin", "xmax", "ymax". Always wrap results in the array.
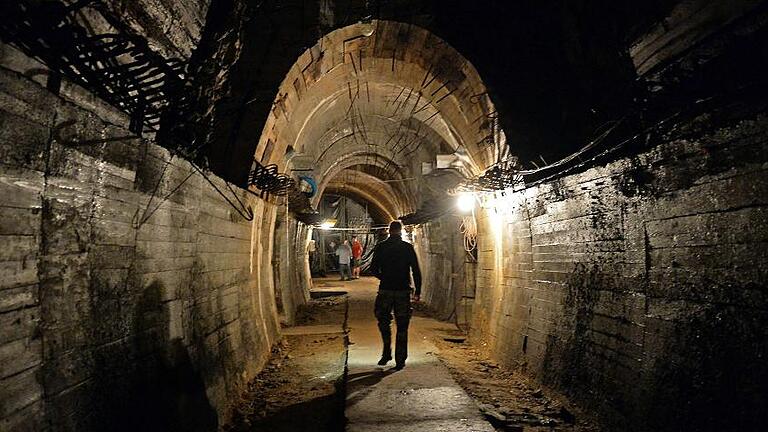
[{"xmin": 409, "ymin": 245, "xmax": 422, "ymax": 298}]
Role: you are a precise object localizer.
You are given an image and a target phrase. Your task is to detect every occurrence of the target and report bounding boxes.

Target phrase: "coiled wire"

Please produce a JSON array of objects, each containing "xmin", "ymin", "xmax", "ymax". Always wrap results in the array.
[
  {"xmin": 247, "ymin": 161, "xmax": 295, "ymax": 195},
  {"xmin": 460, "ymin": 214, "xmax": 477, "ymax": 252}
]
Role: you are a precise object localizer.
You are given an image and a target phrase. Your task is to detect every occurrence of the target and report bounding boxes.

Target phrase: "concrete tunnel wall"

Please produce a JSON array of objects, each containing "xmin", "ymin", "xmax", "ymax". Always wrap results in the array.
[
  {"xmin": 0, "ymin": 45, "xmax": 283, "ymax": 429},
  {"xmin": 410, "ymin": 107, "xmax": 768, "ymax": 432},
  {"xmin": 0, "ymin": 1, "xmax": 287, "ymax": 429},
  {"xmin": 273, "ymin": 213, "xmax": 313, "ymax": 325},
  {"xmin": 466, "ymin": 111, "xmax": 768, "ymax": 431}
]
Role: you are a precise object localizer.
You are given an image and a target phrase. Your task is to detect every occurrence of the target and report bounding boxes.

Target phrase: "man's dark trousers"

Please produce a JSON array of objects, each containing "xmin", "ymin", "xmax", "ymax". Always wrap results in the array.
[{"xmin": 374, "ymin": 289, "xmax": 412, "ymax": 364}]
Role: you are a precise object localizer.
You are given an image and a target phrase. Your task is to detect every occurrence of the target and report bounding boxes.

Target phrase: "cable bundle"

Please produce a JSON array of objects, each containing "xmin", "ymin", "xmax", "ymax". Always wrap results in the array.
[
  {"xmin": 460, "ymin": 215, "xmax": 477, "ymax": 252},
  {"xmin": 247, "ymin": 161, "xmax": 295, "ymax": 196},
  {"xmin": 454, "ymin": 158, "xmax": 523, "ymax": 193},
  {"xmin": 0, "ymin": 0, "xmax": 187, "ymax": 133},
  {"xmin": 287, "ymin": 188, "xmax": 323, "ymax": 224}
]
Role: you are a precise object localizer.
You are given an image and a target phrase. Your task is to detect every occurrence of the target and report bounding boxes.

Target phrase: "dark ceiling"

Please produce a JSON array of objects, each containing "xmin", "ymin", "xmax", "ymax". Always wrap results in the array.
[{"xmin": 416, "ymin": 0, "xmax": 678, "ymax": 168}]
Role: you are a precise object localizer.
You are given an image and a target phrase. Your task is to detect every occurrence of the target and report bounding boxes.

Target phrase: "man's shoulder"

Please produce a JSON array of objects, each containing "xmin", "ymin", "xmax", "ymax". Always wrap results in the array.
[
  {"xmin": 374, "ymin": 238, "xmax": 396, "ymax": 251},
  {"xmin": 382, "ymin": 238, "xmax": 413, "ymax": 255},
  {"xmin": 396, "ymin": 239, "xmax": 414, "ymax": 250}
]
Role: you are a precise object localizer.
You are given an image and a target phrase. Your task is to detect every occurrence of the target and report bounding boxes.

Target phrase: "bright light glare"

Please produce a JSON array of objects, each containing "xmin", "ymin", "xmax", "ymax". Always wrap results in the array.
[
  {"xmin": 457, "ymin": 193, "xmax": 475, "ymax": 213},
  {"xmin": 488, "ymin": 204, "xmax": 504, "ymax": 237},
  {"xmin": 319, "ymin": 220, "xmax": 335, "ymax": 230}
]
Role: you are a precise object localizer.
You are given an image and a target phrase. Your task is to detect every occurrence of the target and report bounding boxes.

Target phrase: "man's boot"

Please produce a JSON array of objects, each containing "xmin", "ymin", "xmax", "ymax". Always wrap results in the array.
[{"xmin": 377, "ymin": 351, "xmax": 392, "ymax": 366}]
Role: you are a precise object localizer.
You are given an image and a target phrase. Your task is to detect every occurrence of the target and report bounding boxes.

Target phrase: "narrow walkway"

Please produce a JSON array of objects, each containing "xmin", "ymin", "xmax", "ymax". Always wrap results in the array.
[{"xmin": 316, "ymin": 277, "xmax": 495, "ymax": 432}]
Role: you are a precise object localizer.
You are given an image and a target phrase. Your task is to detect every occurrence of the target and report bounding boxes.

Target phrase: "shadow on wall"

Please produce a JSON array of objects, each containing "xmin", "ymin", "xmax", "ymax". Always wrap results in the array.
[{"xmin": 88, "ymin": 282, "xmax": 219, "ymax": 432}]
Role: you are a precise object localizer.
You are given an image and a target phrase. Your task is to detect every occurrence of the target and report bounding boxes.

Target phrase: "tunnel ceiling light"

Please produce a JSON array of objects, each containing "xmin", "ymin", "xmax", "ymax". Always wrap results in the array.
[
  {"xmin": 320, "ymin": 219, "xmax": 337, "ymax": 230},
  {"xmin": 456, "ymin": 193, "xmax": 475, "ymax": 213}
]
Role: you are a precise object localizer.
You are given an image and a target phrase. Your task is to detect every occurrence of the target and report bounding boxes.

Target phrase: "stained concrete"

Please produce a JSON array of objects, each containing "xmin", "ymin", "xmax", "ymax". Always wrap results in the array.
[
  {"xmin": 467, "ymin": 111, "xmax": 768, "ymax": 431},
  {"xmin": 339, "ymin": 277, "xmax": 494, "ymax": 432},
  {"xmin": 0, "ymin": 42, "xmax": 281, "ymax": 429}
]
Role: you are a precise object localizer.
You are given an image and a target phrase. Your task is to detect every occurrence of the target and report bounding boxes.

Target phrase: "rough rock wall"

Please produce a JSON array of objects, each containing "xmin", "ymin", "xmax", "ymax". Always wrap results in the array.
[
  {"xmin": 470, "ymin": 111, "xmax": 768, "ymax": 430},
  {"xmin": 0, "ymin": 38, "xmax": 280, "ymax": 431}
]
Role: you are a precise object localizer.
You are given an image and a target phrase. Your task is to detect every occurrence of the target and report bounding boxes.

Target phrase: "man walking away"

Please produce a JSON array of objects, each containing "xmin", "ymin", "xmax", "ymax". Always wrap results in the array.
[
  {"xmin": 370, "ymin": 221, "xmax": 422, "ymax": 370},
  {"xmin": 336, "ymin": 240, "xmax": 353, "ymax": 281},
  {"xmin": 351, "ymin": 236, "xmax": 363, "ymax": 279}
]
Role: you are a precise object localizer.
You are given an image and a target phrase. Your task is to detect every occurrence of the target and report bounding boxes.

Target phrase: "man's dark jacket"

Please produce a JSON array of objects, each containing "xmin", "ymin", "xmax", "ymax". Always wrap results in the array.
[{"xmin": 370, "ymin": 235, "xmax": 422, "ymax": 296}]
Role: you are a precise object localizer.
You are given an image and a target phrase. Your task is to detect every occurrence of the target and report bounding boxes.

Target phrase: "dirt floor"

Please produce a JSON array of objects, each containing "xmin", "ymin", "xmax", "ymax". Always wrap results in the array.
[
  {"xmin": 407, "ymin": 300, "xmax": 599, "ymax": 431},
  {"xmin": 223, "ymin": 333, "xmax": 347, "ymax": 432},
  {"xmin": 428, "ymin": 331, "xmax": 600, "ymax": 431},
  {"xmin": 223, "ymin": 294, "xmax": 348, "ymax": 432},
  {"xmin": 294, "ymin": 293, "xmax": 347, "ymax": 327},
  {"xmin": 224, "ymin": 288, "xmax": 600, "ymax": 432}
]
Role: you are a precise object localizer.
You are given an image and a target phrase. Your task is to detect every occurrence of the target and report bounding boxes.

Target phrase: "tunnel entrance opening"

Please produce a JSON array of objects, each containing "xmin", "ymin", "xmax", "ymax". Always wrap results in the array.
[{"xmin": 241, "ymin": 21, "xmax": 510, "ymax": 430}]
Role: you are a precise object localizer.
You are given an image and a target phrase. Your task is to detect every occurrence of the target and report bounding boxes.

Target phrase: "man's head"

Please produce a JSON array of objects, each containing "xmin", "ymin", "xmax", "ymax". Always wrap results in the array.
[
  {"xmin": 343, "ymin": 240, "xmax": 349, "ymax": 245},
  {"xmin": 389, "ymin": 220, "xmax": 402, "ymax": 237}
]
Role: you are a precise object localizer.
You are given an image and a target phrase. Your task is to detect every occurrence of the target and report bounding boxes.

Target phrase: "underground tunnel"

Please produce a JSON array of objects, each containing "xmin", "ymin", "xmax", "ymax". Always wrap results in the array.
[{"xmin": 1, "ymin": 0, "xmax": 767, "ymax": 431}]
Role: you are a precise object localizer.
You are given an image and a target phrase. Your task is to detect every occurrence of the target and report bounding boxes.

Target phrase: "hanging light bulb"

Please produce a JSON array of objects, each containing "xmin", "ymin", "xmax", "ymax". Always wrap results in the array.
[{"xmin": 456, "ymin": 193, "xmax": 475, "ymax": 213}]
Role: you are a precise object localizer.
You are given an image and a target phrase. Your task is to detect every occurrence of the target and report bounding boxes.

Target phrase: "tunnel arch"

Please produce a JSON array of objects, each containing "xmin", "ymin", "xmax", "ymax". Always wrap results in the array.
[
  {"xmin": 315, "ymin": 154, "xmax": 412, "ymax": 213},
  {"xmin": 323, "ymin": 184, "xmax": 395, "ymax": 226},
  {"xmin": 255, "ymin": 20, "xmax": 506, "ymax": 190},
  {"xmin": 259, "ymin": 19, "xmax": 507, "ymax": 328},
  {"xmin": 327, "ymin": 166, "xmax": 405, "ymax": 213},
  {"xmin": 323, "ymin": 166, "xmax": 407, "ymax": 216}
]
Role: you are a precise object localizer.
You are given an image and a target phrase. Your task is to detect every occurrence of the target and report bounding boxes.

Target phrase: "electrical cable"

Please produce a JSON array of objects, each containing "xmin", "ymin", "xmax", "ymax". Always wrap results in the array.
[
  {"xmin": 190, "ymin": 163, "xmax": 255, "ymax": 221},
  {"xmin": 452, "ymin": 116, "xmax": 628, "ymax": 194},
  {"xmin": 460, "ymin": 212, "xmax": 477, "ymax": 252},
  {"xmin": 247, "ymin": 160, "xmax": 296, "ymax": 195}
]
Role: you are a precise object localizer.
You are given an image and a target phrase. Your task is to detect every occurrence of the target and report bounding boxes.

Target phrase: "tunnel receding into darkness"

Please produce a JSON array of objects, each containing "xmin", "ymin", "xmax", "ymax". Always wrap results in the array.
[{"xmin": 1, "ymin": 1, "xmax": 767, "ymax": 431}]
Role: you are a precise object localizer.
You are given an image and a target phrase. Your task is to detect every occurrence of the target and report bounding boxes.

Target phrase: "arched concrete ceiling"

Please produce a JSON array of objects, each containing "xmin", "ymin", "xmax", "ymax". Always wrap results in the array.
[
  {"xmin": 251, "ymin": 20, "xmax": 505, "ymax": 219},
  {"xmin": 324, "ymin": 168, "xmax": 404, "ymax": 225},
  {"xmin": 321, "ymin": 164, "xmax": 410, "ymax": 210},
  {"xmin": 314, "ymin": 152, "xmax": 419, "ymax": 220},
  {"xmin": 257, "ymin": 21, "xmax": 506, "ymax": 174},
  {"xmin": 323, "ymin": 187, "xmax": 392, "ymax": 226}
]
